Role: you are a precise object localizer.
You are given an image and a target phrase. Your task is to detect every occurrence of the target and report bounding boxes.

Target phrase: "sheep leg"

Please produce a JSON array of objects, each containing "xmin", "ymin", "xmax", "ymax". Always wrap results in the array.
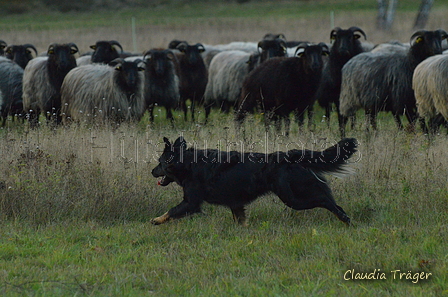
[
  {"xmin": 350, "ymin": 114, "xmax": 356, "ymax": 130},
  {"xmin": 295, "ymin": 111, "xmax": 305, "ymax": 128},
  {"xmin": 325, "ymin": 104, "xmax": 331, "ymax": 126},
  {"xmin": 204, "ymin": 103, "xmax": 212, "ymax": 123},
  {"xmin": 338, "ymin": 114, "xmax": 348, "ymax": 137},
  {"xmin": 166, "ymin": 108, "xmax": 174, "ymax": 123},
  {"xmin": 28, "ymin": 109, "xmax": 40, "ymax": 128},
  {"xmin": 284, "ymin": 116, "xmax": 291, "ymax": 137},
  {"xmin": 190, "ymin": 98, "xmax": 196, "ymax": 122},
  {"xmin": 429, "ymin": 115, "xmax": 444, "ymax": 134},
  {"xmin": 406, "ymin": 110, "xmax": 428, "ymax": 134},
  {"xmin": 221, "ymin": 101, "xmax": 230, "ymax": 113},
  {"xmin": 180, "ymin": 98, "xmax": 188, "ymax": 121},
  {"xmin": 307, "ymin": 106, "xmax": 315, "ymax": 130},
  {"xmin": 272, "ymin": 114, "xmax": 282, "ymax": 135},
  {"xmin": 365, "ymin": 111, "xmax": 377, "ymax": 131},
  {"xmin": 148, "ymin": 105, "xmax": 154, "ymax": 123},
  {"xmin": 393, "ymin": 113, "xmax": 404, "ymax": 130}
]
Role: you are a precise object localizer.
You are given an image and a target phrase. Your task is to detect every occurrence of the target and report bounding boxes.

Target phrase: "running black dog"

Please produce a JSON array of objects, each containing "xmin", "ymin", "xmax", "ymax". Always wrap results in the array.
[{"xmin": 151, "ymin": 136, "xmax": 358, "ymax": 226}]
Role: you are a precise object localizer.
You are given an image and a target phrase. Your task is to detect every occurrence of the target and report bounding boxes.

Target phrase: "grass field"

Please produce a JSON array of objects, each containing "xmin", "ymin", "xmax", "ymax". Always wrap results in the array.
[{"xmin": 1, "ymin": 1, "xmax": 448, "ymax": 296}]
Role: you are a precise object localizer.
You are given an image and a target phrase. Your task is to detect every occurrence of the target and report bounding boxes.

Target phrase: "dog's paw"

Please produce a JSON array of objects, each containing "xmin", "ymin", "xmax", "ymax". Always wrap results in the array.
[{"xmin": 151, "ymin": 212, "xmax": 170, "ymax": 225}]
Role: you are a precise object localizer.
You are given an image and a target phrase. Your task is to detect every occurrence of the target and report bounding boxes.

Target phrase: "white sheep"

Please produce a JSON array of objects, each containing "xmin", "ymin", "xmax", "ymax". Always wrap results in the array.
[
  {"xmin": 413, "ymin": 53, "xmax": 448, "ymax": 132},
  {"xmin": 204, "ymin": 50, "xmax": 255, "ymax": 120},
  {"xmin": 61, "ymin": 58, "xmax": 146, "ymax": 124}
]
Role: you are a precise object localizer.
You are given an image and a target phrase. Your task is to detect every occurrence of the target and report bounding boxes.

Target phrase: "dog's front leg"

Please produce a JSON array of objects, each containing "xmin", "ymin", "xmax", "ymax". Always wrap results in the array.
[
  {"xmin": 151, "ymin": 211, "xmax": 171, "ymax": 225},
  {"xmin": 151, "ymin": 197, "xmax": 202, "ymax": 225}
]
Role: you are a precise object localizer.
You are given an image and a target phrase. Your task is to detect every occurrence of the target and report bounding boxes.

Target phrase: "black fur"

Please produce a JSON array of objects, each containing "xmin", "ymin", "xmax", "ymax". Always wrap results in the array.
[
  {"xmin": 90, "ymin": 40, "xmax": 123, "ymax": 64},
  {"xmin": 236, "ymin": 42, "xmax": 329, "ymax": 135},
  {"xmin": 45, "ymin": 43, "xmax": 78, "ymax": 124},
  {"xmin": 175, "ymin": 42, "xmax": 208, "ymax": 122},
  {"xmin": 5, "ymin": 44, "xmax": 37, "ymax": 69},
  {"xmin": 151, "ymin": 137, "xmax": 357, "ymax": 226},
  {"xmin": 315, "ymin": 27, "xmax": 366, "ymax": 129}
]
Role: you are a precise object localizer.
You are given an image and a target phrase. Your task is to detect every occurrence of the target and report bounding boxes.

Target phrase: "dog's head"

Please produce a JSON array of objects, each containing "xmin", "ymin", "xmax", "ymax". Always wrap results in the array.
[{"xmin": 151, "ymin": 136, "xmax": 187, "ymax": 186}]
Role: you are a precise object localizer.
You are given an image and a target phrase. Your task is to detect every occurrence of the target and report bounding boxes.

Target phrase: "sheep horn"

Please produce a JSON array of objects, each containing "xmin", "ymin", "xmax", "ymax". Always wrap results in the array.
[
  {"xmin": 132, "ymin": 58, "xmax": 145, "ymax": 70},
  {"xmin": 109, "ymin": 40, "xmax": 123, "ymax": 54},
  {"xmin": 349, "ymin": 27, "xmax": 367, "ymax": 40},
  {"xmin": 47, "ymin": 43, "xmax": 57, "ymax": 54},
  {"xmin": 195, "ymin": 43, "xmax": 205, "ymax": 52},
  {"xmin": 318, "ymin": 42, "xmax": 330, "ymax": 53},
  {"xmin": 176, "ymin": 42, "xmax": 188, "ymax": 52},
  {"xmin": 24, "ymin": 44, "xmax": 38, "ymax": 56},
  {"xmin": 436, "ymin": 29, "xmax": 448, "ymax": 40},
  {"xmin": 165, "ymin": 49, "xmax": 175, "ymax": 60},
  {"xmin": 109, "ymin": 58, "xmax": 124, "ymax": 67},
  {"xmin": 294, "ymin": 42, "xmax": 308, "ymax": 56},
  {"xmin": 143, "ymin": 50, "xmax": 153, "ymax": 60},
  {"xmin": 67, "ymin": 42, "xmax": 79, "ymax": 54},
  {"xmin": 410, "ymin": 30, "xmax": 428, "ymax": 45},
  {"xmin": 257, "ymin": 40, "xmax": 266, "ymax": 53},
  {"xmin": 330, "ymin": 27, "xmax": 342, "ymax": 40}
]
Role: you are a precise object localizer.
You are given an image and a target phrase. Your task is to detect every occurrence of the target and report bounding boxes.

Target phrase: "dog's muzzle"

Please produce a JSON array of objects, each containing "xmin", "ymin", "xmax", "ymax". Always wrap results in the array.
[{"xmin": 152, "ymin": 164, "xmax": 174, "ymax": 186}]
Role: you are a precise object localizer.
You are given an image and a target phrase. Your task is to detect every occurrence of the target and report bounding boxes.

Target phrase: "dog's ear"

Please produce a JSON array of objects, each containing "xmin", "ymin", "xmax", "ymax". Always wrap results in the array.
[{"xmin": 173, "ymin": 136, "xmax": 186, "ymax": 149}]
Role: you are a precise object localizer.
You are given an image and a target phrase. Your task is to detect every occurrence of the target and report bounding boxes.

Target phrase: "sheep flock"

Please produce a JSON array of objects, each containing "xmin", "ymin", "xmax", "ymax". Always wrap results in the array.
[{"xmin": 1, "ymin": 29, "xmax": 448, "ymax": 136}]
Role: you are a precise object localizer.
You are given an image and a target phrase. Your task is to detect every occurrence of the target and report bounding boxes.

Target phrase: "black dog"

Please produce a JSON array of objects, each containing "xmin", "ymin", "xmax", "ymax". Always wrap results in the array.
[{"xmin": 151, "ymin": 136, "xmax": 358, "ymax": 226}]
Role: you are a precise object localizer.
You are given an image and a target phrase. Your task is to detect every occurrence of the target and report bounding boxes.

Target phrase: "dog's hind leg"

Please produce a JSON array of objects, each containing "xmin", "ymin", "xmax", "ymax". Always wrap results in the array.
[
  {"xmin": 273, "ymin": 177, "xmax": 351, "ymax": 226},
  {"xmin": 321, "ymin": 201, "xmax": 351, "ymax": 226},
  {"xmin": 231, "ymin": 206, "xmax": 247, "ymax": 226}
]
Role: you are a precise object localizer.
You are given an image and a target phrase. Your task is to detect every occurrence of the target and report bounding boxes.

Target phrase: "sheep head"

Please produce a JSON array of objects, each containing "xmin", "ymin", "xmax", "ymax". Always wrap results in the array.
[
  {"xmin": 5, "ymin": 44, "xmax": 37, "ymax": 69},
  {"xmin": 110, "ymin": 58, "xmax": 144, "ymax": 97},
  {"xmin": 47, "ymin": 43, "xmax": 78, "ymax": 89},
  {"xmin": 295, "ymin": 42, "xmax": 329, "ymax": 74},
  {"xmin": 257, "ymin": 38, "xmax": 287, "ymax": 62},
  {"xmin": 144, "ymin": 49, "xmax": 175, "ymax": 76},
  {"xmin": 410, "ymin": 29, "xmax": 448, "ymax": 63},
  {"xmin": 176, "ymin": 42, "xmax": 205, "ymax": 65},
  {"xmin": 329, "ymin": 26, "xmax": 366, "ymax": 62},
  {"xmin": 91, "ymin": 40, "xmax": 123, "ymax": 64},
  {"xmin": 0, "ymin": 40, "xmax": 7, "ymax": 55}
]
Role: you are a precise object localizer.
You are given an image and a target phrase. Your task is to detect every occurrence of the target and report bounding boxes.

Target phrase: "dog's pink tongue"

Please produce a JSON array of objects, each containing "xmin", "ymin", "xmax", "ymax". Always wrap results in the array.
[{"xmin": 157, "ymin": 180, "xmax": 162, "ymax": 186}]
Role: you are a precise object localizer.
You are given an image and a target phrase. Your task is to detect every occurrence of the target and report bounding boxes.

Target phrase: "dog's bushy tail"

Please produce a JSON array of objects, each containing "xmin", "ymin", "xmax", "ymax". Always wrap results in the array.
[{"xmin": 290, "ymin": 138, "xmax": 358, "ymax": 177}]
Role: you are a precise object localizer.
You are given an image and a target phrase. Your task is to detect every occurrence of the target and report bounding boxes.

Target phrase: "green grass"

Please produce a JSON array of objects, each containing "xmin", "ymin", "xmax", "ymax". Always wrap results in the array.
[{"xmin": 1, "ymin": 106, "xmax": 448, "ymax": 296}]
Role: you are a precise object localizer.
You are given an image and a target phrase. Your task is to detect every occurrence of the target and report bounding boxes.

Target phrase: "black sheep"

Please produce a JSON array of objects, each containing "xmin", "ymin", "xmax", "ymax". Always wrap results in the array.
[
  {"xmin": 314, "ymin": 27, "xmax": 366, "ymax": 129},
  {"xmin": 236, "ymin": 43, "xmax": 329, "ymax": 136},
  {"xmin": 257, "ymin": 37, "xmax": 287, "ymax": 62},
  {"xmin": 5, "ymin": 44, "xmax": 37, "ymax": 69},
  {"xmin": 143, "ymin": 49, "xmax": 180, "ymax": 123},
  {"xmin": 174, "ymin": 42, "xmax": 208, "ymax": 122},
  {"xmin": 91, "ymin": 40, "xmax": 123, "ymax": 64}
]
